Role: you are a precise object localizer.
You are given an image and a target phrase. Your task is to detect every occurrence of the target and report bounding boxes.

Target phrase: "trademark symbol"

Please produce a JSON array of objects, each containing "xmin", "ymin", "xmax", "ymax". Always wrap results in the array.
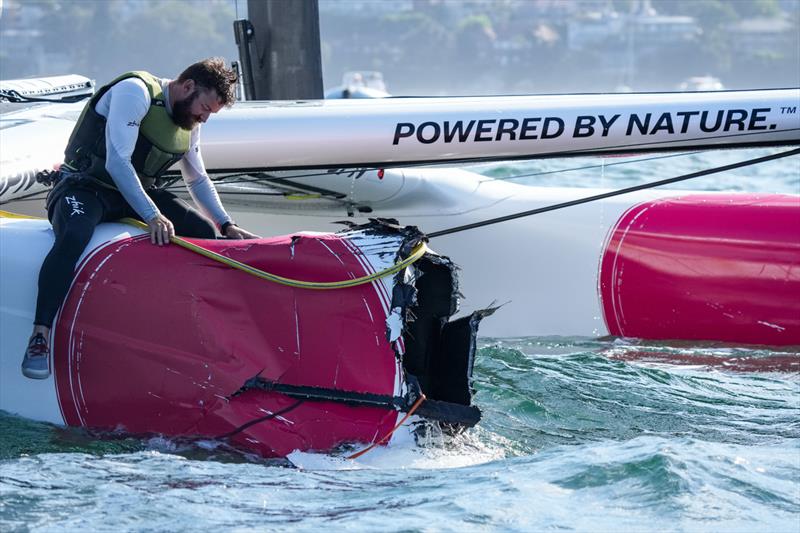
[{"xmin": 780, "ymin": 106, "xmax": 797, "ymax": 114}]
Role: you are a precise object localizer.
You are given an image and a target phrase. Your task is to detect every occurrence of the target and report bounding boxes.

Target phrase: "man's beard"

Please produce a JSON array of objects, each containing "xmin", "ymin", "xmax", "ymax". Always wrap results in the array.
[{"xmin": 172, "ymin": 90, "xmax": 199, "ymax": 130}]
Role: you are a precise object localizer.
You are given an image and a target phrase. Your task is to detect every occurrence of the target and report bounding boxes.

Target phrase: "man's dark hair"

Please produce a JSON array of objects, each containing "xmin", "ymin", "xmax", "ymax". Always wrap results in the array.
[{"xmin": 177, "ymin": 57, "xmax": 238, "ymax": 106}]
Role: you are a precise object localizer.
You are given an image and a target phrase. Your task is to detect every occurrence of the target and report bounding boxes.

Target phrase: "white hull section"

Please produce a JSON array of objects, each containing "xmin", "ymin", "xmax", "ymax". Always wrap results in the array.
[
  {"xmin": 0, "ymin": 219, "xmax": 143, "ymax": 424},
  {"xmin": 0, "ymin": 102, "xmax": 84, "ymax": 202},
  {"xmin": 215, "ymin": 170, "xmax": 673, "ymax": 338}
]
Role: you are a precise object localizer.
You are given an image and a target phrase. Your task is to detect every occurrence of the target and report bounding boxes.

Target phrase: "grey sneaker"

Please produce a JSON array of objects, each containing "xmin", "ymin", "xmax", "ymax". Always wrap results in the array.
[{"xmin": 21, "ymin": 333, "xmax": 50, "ymax": 379}]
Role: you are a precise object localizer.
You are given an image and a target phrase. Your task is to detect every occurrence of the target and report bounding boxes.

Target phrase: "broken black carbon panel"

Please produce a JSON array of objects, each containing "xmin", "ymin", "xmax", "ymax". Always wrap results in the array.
[
  {"xmin": 432, "ymin": 308, "xmax": 497, "ymax": 406},
  {"xmin": 237, "ymin": 377, "xmax": 407, "ymax": 410},
  {"xmin": 416, "ymin": 399, "xmax": 481, "ymax": 427},
  {"xmin": 400, "ymin": 260, "xmax": 455, "ymax": 394},
  {"xmin": 232, "ymin": 376, "xmax": 482, "ymax": 427}
]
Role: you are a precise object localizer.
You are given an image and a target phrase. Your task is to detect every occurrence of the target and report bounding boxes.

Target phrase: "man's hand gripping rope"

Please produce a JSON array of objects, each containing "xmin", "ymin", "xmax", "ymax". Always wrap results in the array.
[{"xmin": 147, "ymin": 213, "xmax": 175, "ymax": 246}]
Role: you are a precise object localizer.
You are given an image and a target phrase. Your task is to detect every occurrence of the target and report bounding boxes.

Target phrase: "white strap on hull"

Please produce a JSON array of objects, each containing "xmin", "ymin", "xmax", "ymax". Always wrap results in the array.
[{"xmin": 0, "ymin": 219, "xmax": 143, "ymax": 424}]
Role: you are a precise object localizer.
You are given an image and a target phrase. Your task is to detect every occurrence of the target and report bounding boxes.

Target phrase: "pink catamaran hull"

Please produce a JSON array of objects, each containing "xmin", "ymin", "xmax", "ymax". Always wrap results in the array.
[
  {"xmin": 600, "ymin": 193, "xmax": 800, "ymax": 346},
  {"xmin": 0, "ymin": 218, "xmax": 482, "ymax": 457}
]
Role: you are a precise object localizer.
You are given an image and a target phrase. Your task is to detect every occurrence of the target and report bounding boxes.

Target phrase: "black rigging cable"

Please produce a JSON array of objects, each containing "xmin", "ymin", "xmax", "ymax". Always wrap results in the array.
[{"xmin": 428, "ymin": 147, "xmax": 800, "ymax": 239}]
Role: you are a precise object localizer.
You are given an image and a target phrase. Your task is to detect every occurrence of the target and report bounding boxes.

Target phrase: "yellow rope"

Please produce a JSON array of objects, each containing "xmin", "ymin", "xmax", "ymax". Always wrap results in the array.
[
  {"xmin": 0, "ymin": 209, "xmax": 39, "ymax": 219},
  {"xmin": 118, "ymin": 217, "xmax": 427, "ymax": 289},
  {"xmin": 0, "ymin": 209, "xmax": 425, "ymax": 289}
]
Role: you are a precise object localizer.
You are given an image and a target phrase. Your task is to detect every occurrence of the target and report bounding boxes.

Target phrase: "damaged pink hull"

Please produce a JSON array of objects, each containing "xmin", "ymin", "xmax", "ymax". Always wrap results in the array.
[
  {"xmin": 0, "ymin": 219, "xmax": 482, "ymax": 457},
  {"xmin": 54, "ymin": 232, "xmax": 404, "ymax": 457}
]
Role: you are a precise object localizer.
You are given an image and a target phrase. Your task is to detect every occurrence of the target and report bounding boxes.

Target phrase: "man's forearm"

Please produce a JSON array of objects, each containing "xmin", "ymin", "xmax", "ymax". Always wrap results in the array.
[
  {"xmin": 179, "ymin": 139, "xmax": 231, "ymax": 227},
  {"xmin": 184, "ymin": 171, "xmax": 231, "ymax": 227}
]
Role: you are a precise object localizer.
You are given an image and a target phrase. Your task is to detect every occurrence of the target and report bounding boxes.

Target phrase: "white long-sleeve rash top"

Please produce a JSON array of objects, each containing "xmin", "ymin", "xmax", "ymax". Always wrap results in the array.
[{"xmin": 94, "ymin": 76, "xmax": 231, "ymax": 226}]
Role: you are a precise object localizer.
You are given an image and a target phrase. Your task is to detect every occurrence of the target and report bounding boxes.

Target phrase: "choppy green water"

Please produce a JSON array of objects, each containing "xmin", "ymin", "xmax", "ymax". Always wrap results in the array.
[
  {"xmin": 2, "ymin": 149, "xmax": 799, "ymax": 531},
  {"xmin": 2, "ymin": 337, "xmax": 798, "ymax": 531}
]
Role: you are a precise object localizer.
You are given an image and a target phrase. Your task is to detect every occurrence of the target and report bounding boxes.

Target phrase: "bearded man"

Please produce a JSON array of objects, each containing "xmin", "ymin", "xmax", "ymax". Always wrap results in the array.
[{"xmin": 22, "ymin": 57, "xmax": 258, "ymax": 379}]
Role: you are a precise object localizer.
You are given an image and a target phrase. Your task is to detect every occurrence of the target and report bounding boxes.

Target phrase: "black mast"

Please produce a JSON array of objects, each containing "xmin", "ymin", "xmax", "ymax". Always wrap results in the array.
[{"xmin": 234, "ymin": 0, "xmax": 323, "ymax": 100}]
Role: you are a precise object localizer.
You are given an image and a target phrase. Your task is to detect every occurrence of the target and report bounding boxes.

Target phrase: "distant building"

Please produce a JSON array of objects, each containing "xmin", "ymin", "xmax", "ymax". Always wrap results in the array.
[
  {"xmin": 567, "ymin": 11, "xmax": 699, "ymax": 52},
  {"xmin": 319, "ymin": 0, "xmax": 413, "ymax": 16},
  {"xmin": 0, "ymin": 0, "xmax": 71, "ymax": 78},
  {"xmin": 730, "ymin": 17, "xmax": 797, "ymax": 58},
  {"xmin": 566, "ymin": 11, "xmax": 624, "ymax": 51},
  {"xmin": 629, "ymin": 15, "xmax": 700, "ymax": 50},
  {"xmin": 492, "ymin": 38, "xmax": 531, "ymax": 67}
]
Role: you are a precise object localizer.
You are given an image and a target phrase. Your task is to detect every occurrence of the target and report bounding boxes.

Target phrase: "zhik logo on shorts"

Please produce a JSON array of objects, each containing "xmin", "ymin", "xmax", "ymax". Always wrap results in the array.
[{"xmin": 64, "ymin": 195, "xmax": 85, "ymax": 217}]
